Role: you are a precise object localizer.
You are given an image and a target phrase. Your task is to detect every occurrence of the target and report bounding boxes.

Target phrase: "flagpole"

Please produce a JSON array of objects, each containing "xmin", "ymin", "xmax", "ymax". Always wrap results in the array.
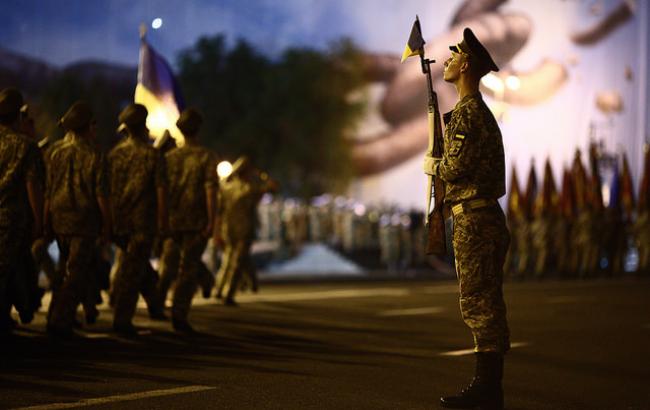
[{"xmin": 139, "ymin": 23, "xmax": 147, "ymax": 41}]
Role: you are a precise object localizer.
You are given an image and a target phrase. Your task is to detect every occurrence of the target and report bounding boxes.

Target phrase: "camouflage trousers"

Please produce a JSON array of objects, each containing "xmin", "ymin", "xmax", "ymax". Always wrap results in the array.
[
  {"xmin": 1, "ymin": 229, "xmax": 39, "ymax": 329},
  {"xmin": 48, "ymin": 236, "xmax": 95, "ymax": 330},
  {"xmin": 158, "ymin": 237, "xmax": 215, "ymax": 306},
  {"xmin": 111, "ymin": 247, "xmax": 163, "ymax": 317},
  {"xmin": 216, "ymin": 239, "xmax": 253, "ymax": 303},
  {"xmin": 452, "ymin": 205, "xmax": 510, "ymax": 354},
  {"xmin": 167, "ymin": 233, "xmax": 208, "ymax": 322},
  {"xmin": 112, "ymin": 234, "xmax": 153, "ymax": 327}
]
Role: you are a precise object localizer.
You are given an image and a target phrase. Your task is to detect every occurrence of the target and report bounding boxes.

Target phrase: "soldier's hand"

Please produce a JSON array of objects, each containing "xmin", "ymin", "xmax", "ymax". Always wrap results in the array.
[{"xmin": 423, "ymin": 154, "xmax": 441, "ymax": 176}]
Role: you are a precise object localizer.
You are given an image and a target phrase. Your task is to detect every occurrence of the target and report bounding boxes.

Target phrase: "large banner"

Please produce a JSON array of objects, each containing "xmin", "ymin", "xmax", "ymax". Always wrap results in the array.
[{"xmin": 348, "ymin": 0, "xmax": 648, "ymax": 209}]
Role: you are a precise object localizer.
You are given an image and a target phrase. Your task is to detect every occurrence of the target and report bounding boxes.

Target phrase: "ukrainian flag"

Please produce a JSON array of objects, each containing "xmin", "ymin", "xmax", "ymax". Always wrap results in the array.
[{"xmin": 134, "ymin": 37, "xmax": 186, "ymax": 145}]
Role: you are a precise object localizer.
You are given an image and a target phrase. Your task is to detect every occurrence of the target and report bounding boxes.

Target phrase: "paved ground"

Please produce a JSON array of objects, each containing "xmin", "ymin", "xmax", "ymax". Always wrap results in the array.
[{"xmin": 1, "ymin": 277, "xmax": 649, "ymax": 409}]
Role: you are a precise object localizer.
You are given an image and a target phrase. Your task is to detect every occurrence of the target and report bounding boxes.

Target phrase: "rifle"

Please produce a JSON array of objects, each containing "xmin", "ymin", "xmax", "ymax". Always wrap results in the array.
[{"xmin": 401, "ymin": 16, "xmax": 446, "ymax": 256}]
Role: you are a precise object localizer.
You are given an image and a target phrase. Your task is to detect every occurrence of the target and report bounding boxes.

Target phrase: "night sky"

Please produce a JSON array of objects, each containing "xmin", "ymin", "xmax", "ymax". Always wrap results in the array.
[{"xmin": 1, "ymin": 0, "xmax": 457, "ymax": 68}]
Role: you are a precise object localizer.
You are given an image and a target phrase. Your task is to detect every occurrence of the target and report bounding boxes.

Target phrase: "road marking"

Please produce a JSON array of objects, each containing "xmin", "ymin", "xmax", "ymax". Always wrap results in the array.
[
  {"xmin": 378, "ymin": 307, "xmax": 445, "ymax": 317},
  {"xmin": 218, "ymin": 288, "xmax": 410, "ymax": 303},
  {"xmin": 12, "ymin": 385, "xmax": 216, "ymax": 410},
  {"xmin": 439, "ymin": 342, "xmax": 529, "ymax": 357}
]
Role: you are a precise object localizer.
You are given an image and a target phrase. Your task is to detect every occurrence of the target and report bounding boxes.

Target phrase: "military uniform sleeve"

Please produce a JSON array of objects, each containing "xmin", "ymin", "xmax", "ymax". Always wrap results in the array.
[{"xmin": 436, "ymin": 109, "xmax": 481, "ymax": 183}]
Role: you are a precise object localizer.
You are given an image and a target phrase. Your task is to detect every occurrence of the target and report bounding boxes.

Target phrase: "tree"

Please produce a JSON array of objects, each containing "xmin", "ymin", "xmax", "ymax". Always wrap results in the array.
[{"xmin": 177, "ymin": 35, "xmax": 366, "ymax": 198}]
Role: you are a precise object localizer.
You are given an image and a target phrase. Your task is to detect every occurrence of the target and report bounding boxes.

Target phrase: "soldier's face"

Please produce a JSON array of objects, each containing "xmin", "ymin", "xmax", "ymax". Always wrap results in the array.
[{"xmin": 443, "ymin": 51, "xmax": 464, "ymax": 83}]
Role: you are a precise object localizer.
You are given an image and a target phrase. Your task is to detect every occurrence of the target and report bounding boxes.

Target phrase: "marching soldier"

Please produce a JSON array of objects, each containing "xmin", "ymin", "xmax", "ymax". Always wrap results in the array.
[
  {"xmin": 0, "ymin": 88, "xmax": 43, "ymax": 334},
  {"xmin": 158, "ymin": 108, "xmax": 217, "ymax": 333},
  {"xmin": 423, "ymin": 28, "xmax": 510, "ymax": 409},
  {"xmin": 215, "ymin": 157, "xmax": 276, "ymax": 305},
  {"xmin": 44, "ymin": 101, "xmax": 110, "ymax": 336},
  {"xmin": 108, "ymin": 103, "xmax": 167, "ymax": 336}
]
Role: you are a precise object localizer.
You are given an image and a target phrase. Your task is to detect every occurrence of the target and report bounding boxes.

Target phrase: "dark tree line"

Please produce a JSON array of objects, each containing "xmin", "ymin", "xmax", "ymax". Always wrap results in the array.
[{"xmin": 31, "ymin": 35, "xmax": 367, "ymax": 198}]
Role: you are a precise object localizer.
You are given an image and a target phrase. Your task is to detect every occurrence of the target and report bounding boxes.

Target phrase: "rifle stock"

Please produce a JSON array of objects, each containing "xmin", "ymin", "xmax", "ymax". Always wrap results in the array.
[{"xmin": 423, "ymin": 63, "xmax": 446, "ymax": 257}]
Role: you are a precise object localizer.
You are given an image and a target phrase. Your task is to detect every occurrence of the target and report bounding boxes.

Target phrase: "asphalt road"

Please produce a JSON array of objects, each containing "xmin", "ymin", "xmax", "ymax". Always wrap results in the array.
[{"xmin": 1, "ymin": 277, "xmax": 649, "ymax": 410}]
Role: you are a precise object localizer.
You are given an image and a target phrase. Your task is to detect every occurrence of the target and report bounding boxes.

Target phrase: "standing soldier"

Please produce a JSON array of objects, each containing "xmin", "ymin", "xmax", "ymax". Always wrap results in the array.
[
  {"xmin": 423, "ymin": 29, "xmax": 510, "ymax": 409},
  {"xmin": 44, "ymin": 101, "xmax": 110, "ymax": 336},
  {"xmin": 157, "ymin": 108, "xmax": 217, "ymax": 333},
  {"xmin": 0, "ymin": 88, "xmax": 43, "ymax": 334},
  {"xmin": 215, "ymin": 157, "xmax": 276, "ymax": 305},
  {"xmin": 109, "ymin": 103, "xmax": 167, "ymax": 336}
]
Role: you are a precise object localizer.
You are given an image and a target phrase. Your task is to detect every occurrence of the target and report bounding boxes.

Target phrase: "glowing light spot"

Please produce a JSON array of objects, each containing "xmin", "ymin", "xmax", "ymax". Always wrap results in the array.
[
  {"xmin": 505, "ymin": 75, "xmax": 521, "ymax": 91},
  {"xmin": 152, "ymin": 18, "xmax": 163, "ymax": 29},
  {"xmin": 217, "ymin": 161, "xmax": 233, "ymax": 179},
  {"xmin": 481, "ymin": 73, "xmax": 504, "ymax": 93}
]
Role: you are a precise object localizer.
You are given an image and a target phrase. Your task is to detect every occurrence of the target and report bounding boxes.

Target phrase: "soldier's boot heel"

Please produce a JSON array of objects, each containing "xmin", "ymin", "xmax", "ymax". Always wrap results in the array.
[
  {"xmin": 440, "ymin": 352, "xmax": 504, "ymax": 409},
  {"xmin": 439, "ymin": 381, "xmax": 502, "ymax": 409}
]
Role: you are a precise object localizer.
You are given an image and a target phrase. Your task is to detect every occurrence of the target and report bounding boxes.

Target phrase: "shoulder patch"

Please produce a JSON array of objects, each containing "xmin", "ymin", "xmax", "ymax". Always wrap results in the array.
[{"xmin": 454, "ymin": 134, "xmax": 466, "ymax": 140}]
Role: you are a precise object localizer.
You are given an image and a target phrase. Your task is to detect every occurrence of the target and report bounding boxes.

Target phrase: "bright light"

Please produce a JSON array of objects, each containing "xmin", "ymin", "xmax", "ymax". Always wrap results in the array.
[
  {"xmin": 151, "ymin": 18, "xmax": 163, "ymax": 29},
  {"xmin": 505, "ymin": 75, "xmax": 521, "ymax": 91},
  {"xmin": 481, "ymin": 73, "xmax": 504, "ymax": 93},
  {"xmin": 217, "ymin": 161, "xmax": 233, "ymax": 179},
  {"xmin": 353, "ymin": 204, "xmax": 366, "ymax": 217},
  {"xmin": 147, "ymin": 108, "xmax": 171, "ymax": 135}
]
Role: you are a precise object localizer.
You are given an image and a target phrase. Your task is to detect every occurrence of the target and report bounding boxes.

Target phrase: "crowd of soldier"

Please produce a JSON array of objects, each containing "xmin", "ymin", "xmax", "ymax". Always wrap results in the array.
[
  {"xmin": 505, "ymin": 144, "xmax": 650, "ymax": 279},
  {"xmin": 0, "ymin": 87, "xmax": 274, "ymax": 337},
  {"xmin": 257, "ymin": 196, "xmax": 430, "ymax": 272}
]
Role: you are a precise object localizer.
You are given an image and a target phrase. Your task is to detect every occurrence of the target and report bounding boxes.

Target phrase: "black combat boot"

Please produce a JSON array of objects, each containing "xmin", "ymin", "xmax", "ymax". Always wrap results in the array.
[{"xmin": 440, "ymin": 352, "xmax": 504, "ymax": 409}]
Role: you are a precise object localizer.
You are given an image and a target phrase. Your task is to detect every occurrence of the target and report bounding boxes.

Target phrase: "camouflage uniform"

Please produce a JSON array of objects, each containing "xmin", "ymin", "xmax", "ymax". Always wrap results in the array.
[
  {"xmin": 216, "ymin": 169, "xmax": 270, "ymax": 303},
  {"xmin": 46, "ymin": 134, "xmax": 107, "ymax": 331},
  {"xmin": 0, "ymin": 124, "xmax": 42, "ymax": 330},
  {"xmin": 158, "ymin": 141, "xmax": 217, "ymax": 323},
  {"xmin": 108, "ymin": 136, "xmax": 166, "ymax": 328},
  {"xmin": 430, "ymin": 93, "xmax": 510, "ymax": 354}
]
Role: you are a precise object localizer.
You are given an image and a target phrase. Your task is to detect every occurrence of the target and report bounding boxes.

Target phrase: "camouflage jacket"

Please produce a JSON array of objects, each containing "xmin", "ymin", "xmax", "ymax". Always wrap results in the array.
[
  {"xmin": 108, "ymin": 136, "xmax": 166, "ymax": 236},
  {"xmin": 218, "ymin": 174, "xmax": 270, "ymax": 242},
  {"xmin": 0, "ymin": 124, "xmax": 42, "ymax": 231},
  {"xmin": 165, "ymin": 142, "xmax": 217, "ymax": 233},
  {"xmin": 438, "ymin": 92, "xmax": 506, "ymax": 204},
  {"xmin": 46, "ymin": 133, "xmax": 107, "ymax": 236}
]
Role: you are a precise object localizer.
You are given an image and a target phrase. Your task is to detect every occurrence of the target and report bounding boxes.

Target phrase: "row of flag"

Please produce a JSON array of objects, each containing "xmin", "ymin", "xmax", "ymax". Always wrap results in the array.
[{"xmin": 507, "ymin": 145, "xmax": 650, "ymax": 221}]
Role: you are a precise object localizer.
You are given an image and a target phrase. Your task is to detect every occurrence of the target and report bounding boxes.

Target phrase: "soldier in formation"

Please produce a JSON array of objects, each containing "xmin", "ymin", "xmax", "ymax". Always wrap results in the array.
[{"xmin": 423, "ymin": 28, "xmax": 510, "ymax": 409}]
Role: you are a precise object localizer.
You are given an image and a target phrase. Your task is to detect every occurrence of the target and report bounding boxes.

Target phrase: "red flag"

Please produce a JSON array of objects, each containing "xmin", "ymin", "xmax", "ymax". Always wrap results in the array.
[
  {"xmin": 639, "ymin": 144, "xmax": 650, "ymax": 213},
  {"xmin": 524, "ymin": 160, "xmax": 538, "ymax": 219},
  {"xmin": 620, "ymin": 153, "xmax": 635, "ymax": 219}
]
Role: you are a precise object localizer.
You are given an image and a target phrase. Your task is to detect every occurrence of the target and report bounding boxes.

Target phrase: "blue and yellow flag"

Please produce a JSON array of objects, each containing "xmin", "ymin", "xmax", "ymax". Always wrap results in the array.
[{"xmin": 134, "ymin": 37, "xmax": 185, "ymax": 145}]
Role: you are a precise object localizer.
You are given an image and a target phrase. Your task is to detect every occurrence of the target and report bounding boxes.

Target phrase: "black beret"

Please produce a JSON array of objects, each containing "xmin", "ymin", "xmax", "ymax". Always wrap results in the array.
[
  {"xmin": 118, "ymin": 103, "xmax": 148, "ymax": 129},
  {"xmin": 0, "ymin": 88, "xmax": 24, "ymax": 116},
  {"xmin": 176, "ymin": 107, "xmax": 203, "ymax": 136},
  {"xmin": 60, "ymin": 101, "xmax": 93, "ymax": 131},
  {"xmin": 449, "ymin": 27, "xmax": 499, "ymax": 72}
]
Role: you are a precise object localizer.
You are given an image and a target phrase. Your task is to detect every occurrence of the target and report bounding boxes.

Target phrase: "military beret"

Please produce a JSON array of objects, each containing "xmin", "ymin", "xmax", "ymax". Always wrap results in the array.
[
  {"xmin": 60, "ymin": 100, "xmax": 94, "ymax": 131},
  {"xmin": 449, "ymin": 27, "xmax": 499, "ymax": 73},
  {"xmin": 118, "ymin": 103, "xmax": 148, "ymax": 129},
  {"xmin": 0, "ymin": 88, "xmax": 24, "ymax": 116},
  {"xmin": 176, "ymin": 107, "xmax": 203, "ymax": 136}
]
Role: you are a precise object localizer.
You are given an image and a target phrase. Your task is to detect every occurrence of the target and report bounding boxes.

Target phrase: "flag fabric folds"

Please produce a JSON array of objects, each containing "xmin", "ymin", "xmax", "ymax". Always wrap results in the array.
[
  {"xmin": 134, "ymin": 38, "xmax": 186, "ymax": 145},
  {"xmin": 401, "ymin": 16, "xmax": 426, "ymax": 63}
]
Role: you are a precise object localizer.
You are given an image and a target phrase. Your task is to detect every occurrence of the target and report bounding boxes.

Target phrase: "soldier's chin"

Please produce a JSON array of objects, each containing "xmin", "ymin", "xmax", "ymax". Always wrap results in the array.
[{"xmin": 443, "ymin": 72, "xmax": 454, "ymax": 83}]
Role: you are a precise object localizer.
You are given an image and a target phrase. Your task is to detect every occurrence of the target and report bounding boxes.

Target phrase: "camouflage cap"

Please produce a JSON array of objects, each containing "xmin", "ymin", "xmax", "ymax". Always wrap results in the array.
[
  {"xmin": 60, "ymin": 100, "xmax": 94, "ymax": 131},
  {"xmin": 118, "ymin": 103, "xmax": 148, "ymax": 129},
  {"xmin": 449, "ymin": 27, "xmax": 499, "ymax": 73},
  {"xmin": 0, "ymin": 88, "xmax": 24, "ymax": 117},
  {"xmin": 176, "ymin": 107, "xmax": 203, "ymax": 136}
]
